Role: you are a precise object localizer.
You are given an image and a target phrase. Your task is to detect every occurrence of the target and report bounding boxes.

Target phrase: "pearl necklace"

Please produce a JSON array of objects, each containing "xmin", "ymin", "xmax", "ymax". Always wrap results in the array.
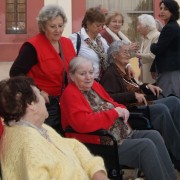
[{"xmin": 123, "ymin": 78, "xmax": 140, "ymax": 88}]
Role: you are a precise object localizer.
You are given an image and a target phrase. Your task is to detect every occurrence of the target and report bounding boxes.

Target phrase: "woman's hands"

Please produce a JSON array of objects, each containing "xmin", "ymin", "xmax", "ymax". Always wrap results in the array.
[
  {"xmin": 135, "ymin": 92, "xmax": 147, "ymax": 105},
  {"xmin": 115, "ymin": 107, "xmax": 129, "ymax": 123},
  {"xmin": 92, "ymin": 171, "xmax": 109, "ymax": 180},
  {"xmin": 125, "ymin": 64, "xmax": 135, "ymax": 78},
  {"xmin": 146, "ymin": 84, "xmax": 162, "ymax": 97}
]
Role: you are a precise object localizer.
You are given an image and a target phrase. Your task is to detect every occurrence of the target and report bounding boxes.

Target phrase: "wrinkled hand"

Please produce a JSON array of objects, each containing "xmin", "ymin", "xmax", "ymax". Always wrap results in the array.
[
  {"xmin": 136, "ymin": 52, "xmax": 141, "ymax": 59},
  {"xmin": 40, "ymin": 90, "xmax": 50, "ymax": 103},
  {"xmin": 92, "ymin": 171, "xmax": 109, "ymax": 180},
  {"xmin": 130, "ymin": 42, "xmax": 139, "ymax": 51},
  {"xmin": 147, "ymin": 84, "xmax": 162, "ymax": 97},
  {"xmin": 126, "ymin": 64, "xmax": 135, "ymax": 78},
  {"xmin": 151, "ymin": 72, "xmax": 158, "ymax": 80},
  {"xmin": 115, "ymin": 107, "xmax": 129, "ymax": 123},
  {"xmin": 135, "ymin": 92, "xmax": 147, "ymax": 105}
]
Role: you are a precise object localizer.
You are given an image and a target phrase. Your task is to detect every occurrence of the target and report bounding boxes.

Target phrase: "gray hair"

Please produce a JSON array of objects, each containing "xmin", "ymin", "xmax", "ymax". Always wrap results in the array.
[
  {"xmin": 138, "ymin": 14, "xmax": 156, "ymax": 31},
  {"xmin": 37, "ymin": 4, "xmax": 67, "ymax": 33},
  {"xmin": 107, "ymin": 40, "xmax": 129, "ymax": 64},
  {"xmin": 69, "ymin": 56, "xmax": 94, "ymax": 75}
]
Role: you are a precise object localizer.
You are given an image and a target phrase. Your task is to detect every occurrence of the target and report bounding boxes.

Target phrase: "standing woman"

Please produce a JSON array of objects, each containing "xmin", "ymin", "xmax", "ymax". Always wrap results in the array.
[
  {"xmin": 9, "ymin": 5, "xmax": 76, "ymax": 133},
  {"xmin": 69, "ymin": 7, "xmax": 109, "ymax": 81},
  {"xmin": 100, "ymin": 11, "xmax": 131, "ymax": 45},
  {"xmin": 136, "ymin": 14, "xmax": 160, "ymax": 84},
  {"xmin": 150, "ymin": 0, "xmax": 180, "ymax": 97}
]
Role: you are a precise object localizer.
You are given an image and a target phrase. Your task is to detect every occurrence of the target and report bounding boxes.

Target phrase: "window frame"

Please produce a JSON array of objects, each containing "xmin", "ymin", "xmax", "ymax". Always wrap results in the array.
[{"xmin": 6, "ymin": 0, "xmax": 27, "ymax": 34}]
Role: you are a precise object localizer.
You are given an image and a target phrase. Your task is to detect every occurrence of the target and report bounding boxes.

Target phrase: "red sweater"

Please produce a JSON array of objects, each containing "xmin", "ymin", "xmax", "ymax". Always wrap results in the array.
[
  {"xmin": 60, "ymin": 81, "xmax": 126, "ymax": 144},
  {"xmin": 27, "ymin": 34, "xmax": 76, "ymax": 96}
]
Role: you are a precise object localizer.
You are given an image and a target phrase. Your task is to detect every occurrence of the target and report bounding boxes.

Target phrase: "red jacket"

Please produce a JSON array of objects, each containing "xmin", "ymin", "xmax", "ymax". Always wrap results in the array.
[
  {"xmin": 60, "ymin": 81, "xmax": 126, "ymax": 144},
  {"xmin": 27, "ymin": 34, "xmax": 76, "ymax": 96}
]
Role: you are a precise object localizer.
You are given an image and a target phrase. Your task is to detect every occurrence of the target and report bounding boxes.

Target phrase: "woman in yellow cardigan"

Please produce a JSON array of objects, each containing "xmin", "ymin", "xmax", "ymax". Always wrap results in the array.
[{"xmin": 0, "ymin": 76, "xmax": 108, "ymax": 180}]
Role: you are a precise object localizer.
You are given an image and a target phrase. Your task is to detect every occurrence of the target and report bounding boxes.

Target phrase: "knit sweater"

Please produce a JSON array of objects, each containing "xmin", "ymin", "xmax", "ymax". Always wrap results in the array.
[{"xmin": 0, "ymin": 124, "xmax": 106, "ymax": 180}]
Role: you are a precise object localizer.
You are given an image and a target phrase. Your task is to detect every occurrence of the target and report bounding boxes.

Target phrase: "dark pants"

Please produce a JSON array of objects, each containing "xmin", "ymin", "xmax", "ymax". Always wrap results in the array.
[{"xmin": 44, "ymin": 96, "xmax": 64, "ymax": 135}]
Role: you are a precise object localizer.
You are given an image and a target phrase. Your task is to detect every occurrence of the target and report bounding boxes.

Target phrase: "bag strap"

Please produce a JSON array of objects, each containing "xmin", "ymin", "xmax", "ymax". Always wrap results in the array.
[{"xmin": 75, "ymin": 32, "xmax": 81, "ymax": 56}]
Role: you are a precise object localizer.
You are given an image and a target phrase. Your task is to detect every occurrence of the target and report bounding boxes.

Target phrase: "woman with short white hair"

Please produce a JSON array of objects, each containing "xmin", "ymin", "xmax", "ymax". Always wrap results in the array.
[{"xmin": 136, "ymin": 14, "xmax": 160, "ymax": 83}]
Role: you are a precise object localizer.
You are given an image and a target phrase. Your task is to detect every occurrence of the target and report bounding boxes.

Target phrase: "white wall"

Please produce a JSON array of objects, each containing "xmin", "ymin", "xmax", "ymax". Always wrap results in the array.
[{"xmin": 44, "ymin": 0, "xmax": 72, "ymax": 37}]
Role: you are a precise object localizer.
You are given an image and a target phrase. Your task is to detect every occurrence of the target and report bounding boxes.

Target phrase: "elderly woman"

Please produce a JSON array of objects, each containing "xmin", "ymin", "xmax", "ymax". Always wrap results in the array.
[
  {"xmin": 100, "ymin": 11, "xmax": 131, "ymax": 45},
  {"xmin": 100, "ymin": 40, "xmax": 180, "ymax": 171},
  {"xmin": 9, "ymin": 5, "xmax": 76, "ymax": 133},
  {"xmin": 150, "ymin": 0, "xmax": 180, "ymax": 97},
  {"xmin": 69, "ymin": 7, "xmax": 109, "ymax": 80},
  {"xmin": 100, "ymin": 11, "xmax": 139, "ymax": 52},
  {"xmin": 136, "ymin": 14, "xmax": 160, "ymax": 83},
  {"xmin": 0, "ymin": 76, "xmax": 108, "ymax": 180},
  {"xmin": 60, "ymin": 56, "xmax": 176, "ymax": 180}
]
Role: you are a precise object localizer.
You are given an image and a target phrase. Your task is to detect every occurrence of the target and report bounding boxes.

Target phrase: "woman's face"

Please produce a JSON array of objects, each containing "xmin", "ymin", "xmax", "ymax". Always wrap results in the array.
[
  {"xmin": 71, "ymin": 61, "xmax": 94, "ymax": 91},
  {"xmin": 107, "ymin": 15, "xmax": 123, "ymax": 34},
  {"xmin": 86, "ymin": 21, "xmax": 104, "ymax": 38},
  {"xmin": 44, "ymin": 15, "xmax": 64, "ymax": 43},
  {"xmin": 159, "ymin": 3, "xmax": 172, "ymax": 22},
  {"xmin": 32, "ymin": 86, "xmax": 49, "ymax": 123},
  {"xmin": 137, "ymin": 21, "xmax": 148, "ymax": 36},
  {"xmin": 114, "ymin": 45, "xmax": 131, "ymax": 67}
]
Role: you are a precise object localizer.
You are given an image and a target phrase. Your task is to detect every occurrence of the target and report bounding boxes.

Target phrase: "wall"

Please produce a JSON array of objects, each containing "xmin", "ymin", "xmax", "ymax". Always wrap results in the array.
[
  {"xmin": 0, "ymin": 0, "xmax": 44, "ymax": 61},
  {"xmin": 45, "ymin": 0, "xmax": 72, "ymax": 37}
]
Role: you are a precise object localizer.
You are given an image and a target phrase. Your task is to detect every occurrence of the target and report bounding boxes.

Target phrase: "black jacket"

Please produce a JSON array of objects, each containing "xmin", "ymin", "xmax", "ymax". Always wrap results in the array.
[{"xmin": 150, "ymin": 19, "xmax": 180, "ymax": 73}]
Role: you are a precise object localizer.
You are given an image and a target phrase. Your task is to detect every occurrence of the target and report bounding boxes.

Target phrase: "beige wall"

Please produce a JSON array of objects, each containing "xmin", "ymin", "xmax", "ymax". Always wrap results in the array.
[
  {"xmin": 44, "ymin": 0, "xmax": 72, "ymax": 37},
  {"xmin": 177, "ymin": 0, "xmax": 180, "ymax": 24}
]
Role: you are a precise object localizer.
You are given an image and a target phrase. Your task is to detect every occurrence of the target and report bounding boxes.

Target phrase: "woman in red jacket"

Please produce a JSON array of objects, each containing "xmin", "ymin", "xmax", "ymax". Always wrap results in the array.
[
  {"xmin": 60, "ymin": 56, "xmax": 175, "ymax": 180},
  {"xmin": 9, "ymin": 5, "xmax": 76, "ymax": 133}
]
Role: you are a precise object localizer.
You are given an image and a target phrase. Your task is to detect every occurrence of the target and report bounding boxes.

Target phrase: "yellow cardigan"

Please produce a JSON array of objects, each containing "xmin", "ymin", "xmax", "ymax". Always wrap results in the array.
[{"xmin": 0, "ymin": 124, "xmax": 106, "ymax": 180}]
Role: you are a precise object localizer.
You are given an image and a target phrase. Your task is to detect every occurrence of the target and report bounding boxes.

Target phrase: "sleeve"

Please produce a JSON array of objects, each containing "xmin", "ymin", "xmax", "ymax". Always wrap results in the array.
[
  {"xmin": 60, "ymin": 86, "xmax": 119, "ymax": 133},
  {"xmin": 69, "ymin": 33, "xmax": 78, "ymax": 53},
  {"xmin": 150, "ymin": 24, "xmax": 177, "ymax": 56},
  {"xmin": 68, "ymin": 138, "xmax": 106, "ymax": 178},
  {"xmin": 100, "ymin": 69, "xmax": 136, "ymax": 104},
  {"xmin": 9, "ymin": 42, "xmax": 38, "ymax": 77},
  {"xmin": 141, "ymin": 52, "xmax": 155, "ymax": 64}
]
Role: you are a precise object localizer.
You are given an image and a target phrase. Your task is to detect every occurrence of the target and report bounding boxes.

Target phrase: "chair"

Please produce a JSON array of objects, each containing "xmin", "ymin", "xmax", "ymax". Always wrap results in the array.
[{"xmin": 64, "ymin": 111, "xmax": 152, "ymax": 180}]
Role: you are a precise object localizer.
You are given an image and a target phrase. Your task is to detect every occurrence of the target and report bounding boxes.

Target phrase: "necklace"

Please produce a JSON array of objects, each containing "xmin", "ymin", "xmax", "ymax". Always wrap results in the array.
[{"xmin": 122, "ymin": 78, "xmax": 140, "ymax": 88}]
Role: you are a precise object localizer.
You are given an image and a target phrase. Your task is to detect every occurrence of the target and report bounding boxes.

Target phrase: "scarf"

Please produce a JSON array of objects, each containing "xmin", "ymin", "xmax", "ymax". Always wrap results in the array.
[
  {"xmin": 82, "ymin": 89, "xmax": 133, "ymax": 145},
  {"xmin": 84, "ymin": 36, "xmax": 109, "ymax": 80},
  {"xmin": 104, "ymin": 25, "xmax": 131, "ymax": 44}
]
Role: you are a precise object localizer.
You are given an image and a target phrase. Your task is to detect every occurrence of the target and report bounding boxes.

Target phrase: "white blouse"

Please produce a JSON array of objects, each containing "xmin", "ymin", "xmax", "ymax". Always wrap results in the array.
[{"xmin": 69, "ymin": 27, "xmax": 109, "ymax": 78}]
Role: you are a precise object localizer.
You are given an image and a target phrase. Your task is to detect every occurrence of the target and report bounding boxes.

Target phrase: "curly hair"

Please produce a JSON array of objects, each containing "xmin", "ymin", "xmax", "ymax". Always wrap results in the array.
[
  {"xmin": 37, "ymin": 4, "xmax": 67, "ymax": 33},
  {"xmin": 160, "ymin": 0, "xmax": 180, "ymax": 20},
  {"xmin": 82, "ymin": 7, "xmax": 105, "ymax": 28},
  {"xmin": 0, "ymin": 76, "xmax": 38, "ymax": 125}
]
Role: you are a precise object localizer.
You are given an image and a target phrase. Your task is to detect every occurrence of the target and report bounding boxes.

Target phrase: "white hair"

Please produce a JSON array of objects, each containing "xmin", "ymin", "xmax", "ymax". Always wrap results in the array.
[{"xmin": 138, "ymin": 14, "xmax": 156, "ymax": 31}]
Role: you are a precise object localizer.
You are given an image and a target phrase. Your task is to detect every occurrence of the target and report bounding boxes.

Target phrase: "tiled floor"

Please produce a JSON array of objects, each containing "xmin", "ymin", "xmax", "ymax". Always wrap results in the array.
[{"xmin": 0, "ymin": 62, "xmax": 13, "ymax": 80}]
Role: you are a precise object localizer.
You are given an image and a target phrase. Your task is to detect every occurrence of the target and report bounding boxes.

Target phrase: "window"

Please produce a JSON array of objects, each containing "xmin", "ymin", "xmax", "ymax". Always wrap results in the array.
[
  {"xmin": 86, "ymin": 0, "xmax": 154, "ymax": 41},
  {"xmin": 6, "ymin": 0, "xmax": 26, "ymax": 34}
]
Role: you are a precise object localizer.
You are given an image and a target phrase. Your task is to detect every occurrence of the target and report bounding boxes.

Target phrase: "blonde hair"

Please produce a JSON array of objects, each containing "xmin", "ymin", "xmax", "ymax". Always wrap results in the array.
[{"xmin": 105, "ymin": 11, "xmax": 124, "ymax": 26}]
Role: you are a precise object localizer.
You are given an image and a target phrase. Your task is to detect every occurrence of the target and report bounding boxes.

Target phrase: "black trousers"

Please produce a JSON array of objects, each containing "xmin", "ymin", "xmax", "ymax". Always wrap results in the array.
[{"xmin": 44, "ymin": 96, "xmax": 64, "ymax": 135}]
